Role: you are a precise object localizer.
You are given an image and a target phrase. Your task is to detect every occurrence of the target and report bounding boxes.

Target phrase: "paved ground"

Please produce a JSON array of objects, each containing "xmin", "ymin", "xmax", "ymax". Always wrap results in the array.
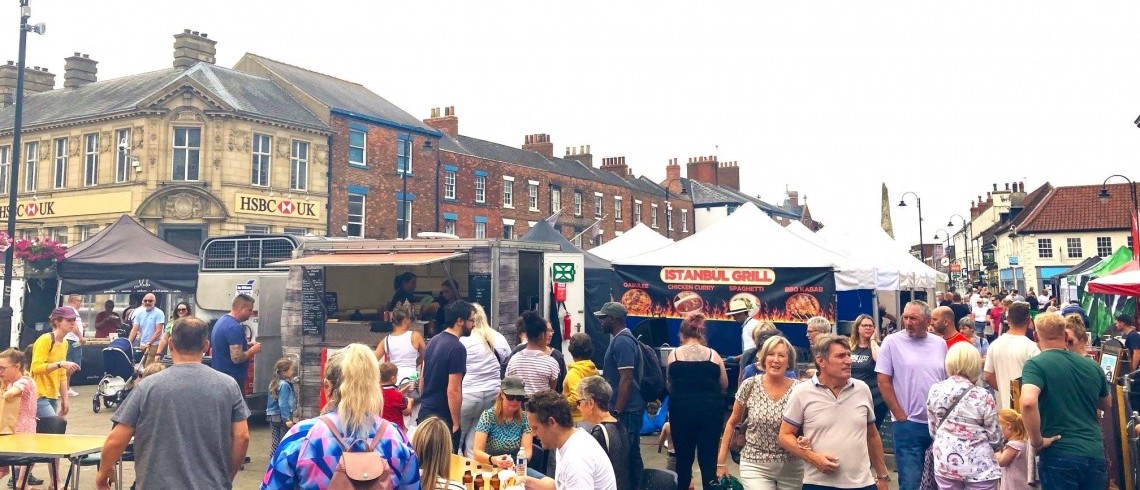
[{"xmin": 44, "ymin": 385, "xmax": 897, "ymax": 489}]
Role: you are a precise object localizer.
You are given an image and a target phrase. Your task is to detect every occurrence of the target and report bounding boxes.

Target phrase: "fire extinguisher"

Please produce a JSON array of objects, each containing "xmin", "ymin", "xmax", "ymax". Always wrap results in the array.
[{"xmin": 562, "ymin": 308, "xmax": 572, "ymax": 340}]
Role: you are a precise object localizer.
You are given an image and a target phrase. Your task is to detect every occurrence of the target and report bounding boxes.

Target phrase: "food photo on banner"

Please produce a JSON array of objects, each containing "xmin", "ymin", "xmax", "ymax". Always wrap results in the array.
[{"xmin": 613, "ymin": 265, "xmax": 836, "ymax": 356}]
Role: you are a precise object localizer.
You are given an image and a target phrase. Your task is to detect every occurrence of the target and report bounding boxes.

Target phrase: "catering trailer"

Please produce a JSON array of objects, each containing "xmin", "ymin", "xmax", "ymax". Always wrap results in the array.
[
  {"xmin": 196, "ymin": 234, "xmax": 303, "ymax": 415},
  {"xmin": 273, "ymin": 238, "xmax": 579, "ymax": 417}
]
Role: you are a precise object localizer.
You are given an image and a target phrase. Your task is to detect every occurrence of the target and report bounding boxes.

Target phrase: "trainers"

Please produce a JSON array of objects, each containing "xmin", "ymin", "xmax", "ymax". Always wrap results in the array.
[
  {"xmin": 68, "ymin": 389, "xmax": 79, "ymax": 397},
  {"xmin": 26, "ymin": 475, "xmax": 43, "ymax": 485}
]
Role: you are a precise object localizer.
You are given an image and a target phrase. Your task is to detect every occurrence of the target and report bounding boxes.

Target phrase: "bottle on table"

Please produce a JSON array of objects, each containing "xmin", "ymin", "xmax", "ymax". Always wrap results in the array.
[
  {"xmin": 515, "ymin": 447, "xmax": 527, "ymax": 478},
  {"xmin": 463, "ymin": 470, "xmax": 473, "ymax": 490},
  {"xmin": 489, "ymin": 472, "xmax": 500, "ymax": 490},
  {"xmin": 474, "ymin": 473, "xmax": 484, "ymax": 490}
]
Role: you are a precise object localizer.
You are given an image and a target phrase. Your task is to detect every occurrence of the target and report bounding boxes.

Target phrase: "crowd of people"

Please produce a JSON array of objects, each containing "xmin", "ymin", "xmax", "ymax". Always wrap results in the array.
[{"xmin": 0, "ymin": 282, "xmax": 1117, "ymax": 490}]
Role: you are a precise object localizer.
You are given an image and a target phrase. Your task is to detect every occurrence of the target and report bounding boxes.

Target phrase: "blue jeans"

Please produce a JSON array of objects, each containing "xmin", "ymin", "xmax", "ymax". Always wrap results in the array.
[
  {"xmin": 617, "ymin": 411, "xmax": 644, "ymax": 490},
  {"xmin": 36, "ymin": 397, "xmax": 57, "ymax": 418},
  {"xmin": 892, "ymin": 420, "xmax": 932, "ymax": 490},
  {"xmin": 974, "ymin": 321, "xmax": 986, "ymax": 336},
  {"xmin": 66, "ymin": 339, "xmax": 83, "ymax": 366},
  {"xmin": 1037, "ymin": 453, "xmax": 1106, "ymax": 490}
]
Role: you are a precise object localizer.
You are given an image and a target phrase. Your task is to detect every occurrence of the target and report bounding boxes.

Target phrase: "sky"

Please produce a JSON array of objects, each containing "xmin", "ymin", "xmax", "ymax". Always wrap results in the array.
[{"xmin": 3, "ymin": 1, "xmax": 1139, "ymax": 248}]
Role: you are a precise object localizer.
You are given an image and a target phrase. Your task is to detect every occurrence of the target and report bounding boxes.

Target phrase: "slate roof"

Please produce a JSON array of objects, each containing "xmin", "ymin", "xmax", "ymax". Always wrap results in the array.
[
  {"xmin": 0, "ymin": 63, "xmax": 327, "ymax": 132},
  {"xmin": 988, "ymin": 182, "xmax": 1053, "ymax": 237},
  {"xmin": 1018, "ymin": 183, "xmax": 1134, "ymax": 233},
  {"xmin": 682, "ymin": 178, "xmax": 798, "ymax": 219},
  {"xmin": 239, "ymin": 54, "xmax": 438, "ymax": 135}
]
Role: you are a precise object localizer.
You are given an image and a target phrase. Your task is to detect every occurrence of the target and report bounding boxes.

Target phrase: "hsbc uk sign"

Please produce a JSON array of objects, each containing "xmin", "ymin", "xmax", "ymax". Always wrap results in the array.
[
  {"xmin": 0, "ymin": 192, "xmax": 131, "ymax": 220},
  {"xmin": 234, "ymin": 193, "xmax": 321, "ymax": 221}
]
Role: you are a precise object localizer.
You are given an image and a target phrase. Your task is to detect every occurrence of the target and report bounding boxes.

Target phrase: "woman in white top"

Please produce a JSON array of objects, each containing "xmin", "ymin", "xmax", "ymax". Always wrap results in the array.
[
  {"xmin": 375, "ymin": 301, "xmax": 425, "ymax": 393},
  {"xmin": 459, "ymin": 303, "xmax": 510, "ymax": 456}
]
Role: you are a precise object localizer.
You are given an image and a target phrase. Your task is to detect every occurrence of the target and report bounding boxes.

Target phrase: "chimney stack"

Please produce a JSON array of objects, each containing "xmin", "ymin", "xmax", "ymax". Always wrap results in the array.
[
  {"xmin": 601, "ymin": 156, "xmax": 630, "ymax": 178},
  {"xmin": 1019, "ymin": 182, "xmax": 1025, "ymax": 193},
  {"xmin": 63, "ymin": 53, "xmax": 97, "ymax": 89},
  {"xmin": 1005, "ymin": 182, "xmax": 1011, "ymax": 191},
  {"xmin": 0, "ymin": 62, "xmax": 56, "ymax": 105},
  {"xmin": 788, "ymin": 190, "xmax": 800, "ymax": 207},
  {"xmin": 522, "ymin": 133, "xmax": 554, "ymax": 158},
  {"xmin": 424, "ymin": 106, "xmax": 458, "ymax": 138},
  {"xmin": 717, "ymin": 161, "xmax": 740, "ymax": 191},
  {"xmin": 173, "ymin": 29, "xmax": 217, "ymax": 68},
  {"xmin": 565, "ymin": 144, "xmax": 593, "ymax": 167},
  {"xmin": 685, "ymin": 155, "xmax": 719, "ymax": 186}
]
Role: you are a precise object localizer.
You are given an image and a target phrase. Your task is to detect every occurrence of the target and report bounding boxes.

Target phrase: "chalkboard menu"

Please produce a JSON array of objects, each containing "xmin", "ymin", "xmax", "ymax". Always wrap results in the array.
[
  {"xmin": 468, "ymin": 273, "xmax": 493, "ymax": 316},
  {"xmin": 301, "ymin": 267, "xmax": 326, "ymax": 337}
]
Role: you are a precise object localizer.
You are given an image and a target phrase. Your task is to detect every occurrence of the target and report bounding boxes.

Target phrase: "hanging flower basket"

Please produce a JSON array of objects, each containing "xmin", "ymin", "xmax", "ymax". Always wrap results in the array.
[{"xmin": 13, "ymin": 237, "xmax": 65, "ymax": 277}]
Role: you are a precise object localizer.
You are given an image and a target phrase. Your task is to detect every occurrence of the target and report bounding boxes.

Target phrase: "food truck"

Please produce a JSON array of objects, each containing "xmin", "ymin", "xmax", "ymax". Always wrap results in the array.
[
  {"xmin": 196, "ymin": 234, "xmax": 302, "ymax": 415},
  {"xmin": 271, "ymin": 237, "xmax": 583, "ymax": 417}
]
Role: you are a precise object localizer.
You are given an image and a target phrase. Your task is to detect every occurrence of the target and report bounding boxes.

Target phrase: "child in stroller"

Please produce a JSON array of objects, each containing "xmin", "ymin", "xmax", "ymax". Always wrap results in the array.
[{"xmin": 91, "ymin": 338, "xmax": 138, "ymax": 413}]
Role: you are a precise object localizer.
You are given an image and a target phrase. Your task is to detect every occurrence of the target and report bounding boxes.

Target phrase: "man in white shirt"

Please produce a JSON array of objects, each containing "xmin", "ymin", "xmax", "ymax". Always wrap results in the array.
[
  {"xmin": 728, "ymin": 297, "xmax": 760, "ymax": 352},
  {"xmin": 525, "ymin": 389, "xmax": 617, "ymax": 490},
  {"xmin": 64, "ymin": 294, "xmax": 87, "ymax": 397},
  {"xmin": 983, "ymin": 302, "xmax": 1040, "ymax": 410}
]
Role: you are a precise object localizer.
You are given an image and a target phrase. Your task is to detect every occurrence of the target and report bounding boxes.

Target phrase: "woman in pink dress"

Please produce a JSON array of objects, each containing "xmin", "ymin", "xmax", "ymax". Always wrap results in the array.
[{"xmin": 0, "ymin": 347, "xmax": 39, "ymax": 483}]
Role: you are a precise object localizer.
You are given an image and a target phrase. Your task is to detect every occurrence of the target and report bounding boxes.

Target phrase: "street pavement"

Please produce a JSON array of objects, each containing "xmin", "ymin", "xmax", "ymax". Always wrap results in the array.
[{"xmin": 52, "ymin": 384, "xmax": 897, "ymax": 489}]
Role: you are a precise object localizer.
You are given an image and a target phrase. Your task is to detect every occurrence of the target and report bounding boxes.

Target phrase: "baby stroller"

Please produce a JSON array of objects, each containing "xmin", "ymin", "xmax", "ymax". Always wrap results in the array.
[{"xmin": 92, "ymin": 338, "xmax": 138, "ymax": 413}]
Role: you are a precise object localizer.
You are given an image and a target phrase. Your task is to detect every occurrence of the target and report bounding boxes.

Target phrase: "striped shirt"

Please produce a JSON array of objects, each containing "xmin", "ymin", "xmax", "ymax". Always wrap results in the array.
[{"xmin": 506, "ymin": 349, "xmax": 560, "ymax": 396}]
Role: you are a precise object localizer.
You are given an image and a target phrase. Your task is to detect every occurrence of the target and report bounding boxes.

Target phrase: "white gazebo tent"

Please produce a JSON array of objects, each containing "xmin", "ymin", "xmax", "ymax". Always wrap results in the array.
[{"xmin": 589, "ymin": 223, "xmax": 673, "ymax": 262}]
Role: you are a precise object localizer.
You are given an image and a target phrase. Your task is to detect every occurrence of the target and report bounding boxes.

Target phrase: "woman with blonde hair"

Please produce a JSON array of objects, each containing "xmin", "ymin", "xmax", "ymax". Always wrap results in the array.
[
  {"xmin": 263, "ymin": 343, "xmax": 420, "ymax": 489},
  {"xmin": 717, "ymin": 335, "xmax": 803, "ymax": 489},
  {"xmin": 459, "ymin": 303, "xmax": 511, "ymax": 455},
  {"xmin": 926, "ymin": 342, "xmax": 1002, "ymax": 489},
  {"xmin": 472, "ymin": 376, "xmax": 546, "ymax": 478},
  {"xmin": 1063, "ymin": 314, "xmax": 1091, "ymax": 357},
  {"xmin": 412, "ymin": 416, "xmax": 453, "ymax": 490},
  {"xmin": 849, "ymin": 313, "xmax": 888, "ymax": 427},
  {"xmin": 740, "ymin": 321, "xmax": 792, "ymax": 382}
]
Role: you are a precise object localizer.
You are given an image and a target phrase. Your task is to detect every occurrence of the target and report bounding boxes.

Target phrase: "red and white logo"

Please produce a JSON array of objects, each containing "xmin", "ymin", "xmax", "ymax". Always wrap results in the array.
[
  {"xmin": 277, "ymin": 200, "xmax": 295, "ymax": 214},
  {"xmin": 25, "ymin": 203, "xmax": 38, "ymax": 217}
]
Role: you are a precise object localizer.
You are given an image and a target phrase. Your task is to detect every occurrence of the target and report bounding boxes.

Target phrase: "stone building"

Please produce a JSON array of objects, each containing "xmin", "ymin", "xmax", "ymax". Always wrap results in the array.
[{"xmin": 0, "ymin": 30, "xmax": 331, "ymax": 254}]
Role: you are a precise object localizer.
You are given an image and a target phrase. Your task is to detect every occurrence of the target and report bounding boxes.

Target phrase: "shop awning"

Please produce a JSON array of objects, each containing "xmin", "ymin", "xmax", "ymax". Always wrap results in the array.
[{"xmin": 270, "ymin": 252, "xmax": 466, "ymax": 267}]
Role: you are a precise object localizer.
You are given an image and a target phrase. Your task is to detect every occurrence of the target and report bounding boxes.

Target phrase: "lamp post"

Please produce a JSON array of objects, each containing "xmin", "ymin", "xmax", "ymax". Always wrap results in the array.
[
  {"xmin": 0, "ymin": 1, "xmax": 44, "ymax": 348},
  {"xmin": 1096, "ymin": 174, "xmax": 1138, "ymax": 256},
  {"xmin": 932, "ymin": 227, "xmax": 953, "ymax": 281},
  {"xmin": 948, "ymin": 214, "xmax": 972, "ymax": 287},
  {"xmin": 897, "ymin": 191, "xmax": 925, "ymax": 264}
]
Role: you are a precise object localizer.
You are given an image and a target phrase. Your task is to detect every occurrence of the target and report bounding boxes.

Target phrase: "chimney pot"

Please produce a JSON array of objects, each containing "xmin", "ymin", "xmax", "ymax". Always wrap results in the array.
[
  {"xmin": 201, "ymin": 33, "xmax": 208, "ymax": 38},
  {"xmin": 586, "ymin": 144, "xmax": 590, "ymax": 154},
  {"xmin": 993, "ymin": 183, "xmax": 997, "ymax": 191},
  {"xmin": 191, "ymin": 30, "xmax": 199, "ymax": 35},
  {"xmin": 183, "ymin": 29, "xmax": 192, "ymax": 34}
]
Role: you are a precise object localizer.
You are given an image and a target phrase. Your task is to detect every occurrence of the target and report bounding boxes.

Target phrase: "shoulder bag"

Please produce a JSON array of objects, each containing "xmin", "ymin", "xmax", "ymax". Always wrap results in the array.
[{"xmin": 920, "ymin": 386, "xmax": 974, "ymax": 490}]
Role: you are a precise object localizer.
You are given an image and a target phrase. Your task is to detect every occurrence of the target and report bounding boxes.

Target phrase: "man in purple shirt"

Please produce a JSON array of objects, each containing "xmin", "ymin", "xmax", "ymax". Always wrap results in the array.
[{"xmin": 875, "ymin": 300, "xmax": 948, "ymax": 489}]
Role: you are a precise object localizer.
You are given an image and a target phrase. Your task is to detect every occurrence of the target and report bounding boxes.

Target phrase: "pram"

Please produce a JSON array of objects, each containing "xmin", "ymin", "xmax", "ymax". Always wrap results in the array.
[{"xmin": 92, "ymin": 338, "xmax": 138, "ymax": 413}]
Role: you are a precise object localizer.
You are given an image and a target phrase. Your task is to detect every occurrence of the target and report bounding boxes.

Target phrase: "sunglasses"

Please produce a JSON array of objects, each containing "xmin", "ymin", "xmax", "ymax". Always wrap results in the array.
[
  {"xmin": 177, "ymin": 307, "xmax": 188, "ymax": 312},
  {"xmin": 505, "ymin": 395, "xmax": 527, "ymax": 402}
]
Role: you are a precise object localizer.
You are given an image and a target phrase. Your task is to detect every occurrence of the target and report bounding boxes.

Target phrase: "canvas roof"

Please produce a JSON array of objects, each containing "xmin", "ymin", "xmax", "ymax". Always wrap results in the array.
[
  {"xmin": 588, "ymin": 223, "xmax": 673, "ymax": 262},
  {"xmin": 58, "ymin": 215, "xmax": 199, "ymax": 294}
]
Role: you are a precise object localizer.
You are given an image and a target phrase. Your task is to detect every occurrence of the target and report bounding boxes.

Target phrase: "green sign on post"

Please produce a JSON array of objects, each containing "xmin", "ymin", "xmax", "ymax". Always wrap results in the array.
[{"xmin": 552, "ymin": 263, "xmax": 576, "ymax": 282}]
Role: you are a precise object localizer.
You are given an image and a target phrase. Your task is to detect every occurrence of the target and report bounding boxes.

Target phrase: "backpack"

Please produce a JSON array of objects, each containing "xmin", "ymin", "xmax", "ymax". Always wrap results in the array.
[
  {"xmin": 619, "ymin": 330, "xmax": 667, "ymax": 402},
  {"xmin": 320, "ymin": 416, "xmax": 394, "ymax": 490}
]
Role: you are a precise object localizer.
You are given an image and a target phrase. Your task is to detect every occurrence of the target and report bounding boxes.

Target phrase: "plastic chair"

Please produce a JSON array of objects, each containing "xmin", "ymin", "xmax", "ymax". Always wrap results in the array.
[
  {"xmin": 642, "ymin": 468, "xmax": 679, "ymax": 490},
  {"xmin": 13, "ymin": 416, "xmax": 66, "ymax": 489}
]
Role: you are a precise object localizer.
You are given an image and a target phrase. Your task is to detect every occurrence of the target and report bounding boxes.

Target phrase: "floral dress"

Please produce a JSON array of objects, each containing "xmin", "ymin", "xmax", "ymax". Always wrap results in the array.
[{"xmin": 926, "ymin": 375, "xmax": 1003, "ymax": 482}]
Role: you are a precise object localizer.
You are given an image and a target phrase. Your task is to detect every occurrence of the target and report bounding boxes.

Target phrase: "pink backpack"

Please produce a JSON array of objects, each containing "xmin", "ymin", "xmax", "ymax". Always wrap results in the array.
[{"xmin": 320, "ymin": 416, "xmax": 394, "ymax": 490}]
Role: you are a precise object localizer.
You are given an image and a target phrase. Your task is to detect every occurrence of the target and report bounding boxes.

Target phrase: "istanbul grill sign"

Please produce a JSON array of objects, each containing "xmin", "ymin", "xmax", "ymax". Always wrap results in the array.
[{"xmin": 613, "ymin": 264, "xmax": 835, "ymax": 354}]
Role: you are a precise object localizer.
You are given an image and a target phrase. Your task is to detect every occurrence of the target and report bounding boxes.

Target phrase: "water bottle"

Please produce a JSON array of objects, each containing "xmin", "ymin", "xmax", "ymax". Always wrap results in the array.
[{"xmin": 515, "ymin": 446, "xmax": 527, "ymax": 477}]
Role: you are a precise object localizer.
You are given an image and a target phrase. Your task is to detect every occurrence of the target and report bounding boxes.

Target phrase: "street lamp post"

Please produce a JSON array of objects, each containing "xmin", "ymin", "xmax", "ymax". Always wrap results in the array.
[
  {"xmin": 948, "ymin": 214, "xmax": 972, "ymax": 287},
  {"xmin": 897, "ymin": 191, "xmax": 925, "ymax": 264},
  {"xmin": 0, "ymin": 1, "xmax": 44, "ymax": 348},
  {"xmin": 932, "ymin": 227, "xmax": 953, "ymax": 281},
  {"xmin": 1096, "ymin": 174, "xmax": 1138, "ymax": 256}
]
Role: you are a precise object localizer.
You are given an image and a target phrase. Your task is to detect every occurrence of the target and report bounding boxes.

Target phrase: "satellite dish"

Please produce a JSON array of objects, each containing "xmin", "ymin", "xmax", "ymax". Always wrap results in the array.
[{"xmin": 940, "ymin": 257, "xmax": 950, "ymax": 266}]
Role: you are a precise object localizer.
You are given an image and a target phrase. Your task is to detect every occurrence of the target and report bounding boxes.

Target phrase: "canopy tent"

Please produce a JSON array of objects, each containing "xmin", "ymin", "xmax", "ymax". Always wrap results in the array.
[
  {"xmin": 1060, "ymin": 256, "xmax": 1104, "ymax": 280},
  {"xmin": 784, "ymin": 220, "xmax": 894, "ymax": 291},
  {"xmin": 618, "ymin": 203, "xmax": 839, "ymax": 270},
  {"xmin": 815, "ymin": 226, "xmax": 944, "ymax": 289},
  {"xmin": 588, "ymin": 223, "xmax": 673, "ymax": 262},
  {"xmin": 57, "ymin": 215, "xmax": 200, "ymax": 294},
  {"xmin": 1058, "ymin": 256, "xmax": 1102, "ymax": 303},
  {"xmin": 1080, "ymin": 246, "xmax": 1136, "ymax": 337},
  {"xmin": 520, "ymin": 221, "xmax": 612, "ymax": 366},
  {"xmin": 1086, "ymin": 263, "xmax": 1140, "ymax": 297}
]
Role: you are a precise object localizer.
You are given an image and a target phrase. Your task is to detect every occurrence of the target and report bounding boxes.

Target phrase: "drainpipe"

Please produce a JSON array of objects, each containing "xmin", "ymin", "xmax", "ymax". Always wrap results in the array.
[
  {"xmin": 435, "ymin": 140, "xmax": 441, "ymax": 232},
  {"xmin": 326, "ymin": 134, "xmax": 334, "ymax": 237}
]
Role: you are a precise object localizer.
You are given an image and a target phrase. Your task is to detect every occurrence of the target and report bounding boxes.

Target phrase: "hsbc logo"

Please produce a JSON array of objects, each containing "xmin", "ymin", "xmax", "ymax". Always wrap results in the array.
[
  {"xmin": 236, "ymin": 194, "xmax": 319, "ymax": 220},
  {"xmin": 0, "ymin": 201, "xmax": 55, "ymax": 219}
]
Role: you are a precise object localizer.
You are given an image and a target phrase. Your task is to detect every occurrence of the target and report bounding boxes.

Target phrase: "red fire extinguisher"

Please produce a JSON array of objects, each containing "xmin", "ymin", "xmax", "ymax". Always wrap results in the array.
[{"xmin": 562, "ymin": 308, "xmax": 572, "ymax": 340}]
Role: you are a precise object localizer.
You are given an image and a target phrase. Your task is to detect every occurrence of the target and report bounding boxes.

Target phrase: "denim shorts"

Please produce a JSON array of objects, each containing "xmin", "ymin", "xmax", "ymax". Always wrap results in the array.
[{"xmin": 36, "ymin": 397, "xmax": 58, "ymax": 418}]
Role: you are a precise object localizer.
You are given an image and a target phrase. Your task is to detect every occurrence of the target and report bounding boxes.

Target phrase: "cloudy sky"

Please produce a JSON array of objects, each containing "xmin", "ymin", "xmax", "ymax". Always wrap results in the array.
[{"xmin": 3, "ymin": 1, "xmax": 1139, "ymax": 247}]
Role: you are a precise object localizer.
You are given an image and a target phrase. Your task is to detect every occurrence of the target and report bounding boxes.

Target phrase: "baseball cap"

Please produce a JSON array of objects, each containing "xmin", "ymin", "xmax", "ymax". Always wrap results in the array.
[
  {"xmin": 50, "ymin": 307, "xmax": 77, "ymax": 320},
  {"xmin": 593, "ymin": 302, "xmax": 627, "ymax": 318},
  {"xmin": 501, "ymin": 376, "xmax": 527, "ymax": 397}
]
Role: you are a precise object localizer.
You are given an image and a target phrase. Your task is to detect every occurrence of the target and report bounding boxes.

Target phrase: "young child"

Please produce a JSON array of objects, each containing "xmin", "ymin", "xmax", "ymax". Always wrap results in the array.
[
  {"xmin": 380, "ymin": 361, "xmax": 410, "ymax": 433},
  {"xmin": 997, "ymin": 409, "xmax": 1032, "ymax": 490},
  {"xmin": 266, "ymin": 357, "xmax": 297, "ymax": 455},
  {"xmin": 0, "ymin": 348, "xmax": 37, "ymax": 485}
]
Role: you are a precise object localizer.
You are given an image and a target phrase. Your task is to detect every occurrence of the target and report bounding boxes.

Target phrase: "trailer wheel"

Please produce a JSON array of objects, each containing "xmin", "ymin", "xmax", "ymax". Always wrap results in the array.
[{"xmin": 92, "ymin": 399, "xmax": 100, "ymax": 413}]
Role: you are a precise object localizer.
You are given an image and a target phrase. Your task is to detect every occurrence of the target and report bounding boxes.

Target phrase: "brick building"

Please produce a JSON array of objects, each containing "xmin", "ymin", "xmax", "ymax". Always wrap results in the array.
[{"xmin": 424, "ymin": 107, "xmax": 696, "ymax": 249}]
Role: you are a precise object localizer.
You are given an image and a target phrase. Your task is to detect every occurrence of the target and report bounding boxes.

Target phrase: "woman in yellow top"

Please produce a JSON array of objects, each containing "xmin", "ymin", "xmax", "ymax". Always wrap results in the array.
[
  {"xmin": 563, "ymin": 333, "xmax": 598, "ymax": 423},
  {"xmin": 31, "ymin": 307, "xmax": 81, "ymax": 417}
]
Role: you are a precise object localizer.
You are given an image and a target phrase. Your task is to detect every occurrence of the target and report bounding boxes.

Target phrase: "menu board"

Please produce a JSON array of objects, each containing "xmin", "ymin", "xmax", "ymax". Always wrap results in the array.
[
  {"xmin": 323, "ymin": 292, "xmax": 339, "ymax": 317},
  {"xmin": 301, "ymin": 267, "xmax": 326, "ymax": 337},
  {"xmin": 468, "ymin": 273, "xmax": 493, "ymax": 317}
]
